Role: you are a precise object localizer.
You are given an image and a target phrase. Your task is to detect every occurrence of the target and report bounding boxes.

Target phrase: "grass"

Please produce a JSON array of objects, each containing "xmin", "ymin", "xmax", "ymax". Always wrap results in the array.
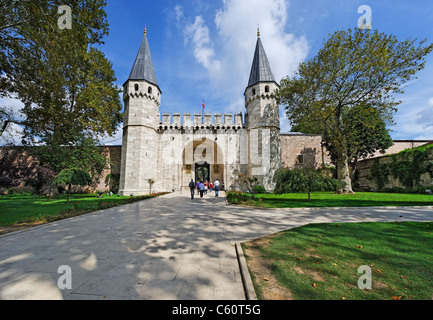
[
  {"xmin": 242, "ymin": 221, "xmax": 433, "ymax": 300},
  {"xmin": 0, "ymin": 192, "xmax": 168, "ymax": 227},
  {"xmin": 227, "ymin": 191, "xmax": 433, "ymax": 208}
]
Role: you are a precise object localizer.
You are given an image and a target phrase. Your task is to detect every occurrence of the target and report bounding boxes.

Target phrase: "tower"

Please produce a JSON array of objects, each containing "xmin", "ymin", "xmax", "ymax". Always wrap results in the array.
[
  {"xmin": 119, "ymin": 27, "xmax": 161, "ymax": 195},
  {"xmin": 244, "ymin": 28, "xmax": 281, "ymax": 190}
]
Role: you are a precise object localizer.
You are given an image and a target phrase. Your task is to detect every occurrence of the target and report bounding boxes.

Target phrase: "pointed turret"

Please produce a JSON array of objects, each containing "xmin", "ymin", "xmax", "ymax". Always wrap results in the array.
[
  {"xmin": 244, "ymin": 29, "xmax": 281, "ymax": 192},
  {"xmin": 247, "ymin": 31, "xmax": 277, "ymax": 88},
  {"xmin": 119, "ymin": 26, "xmax": 161, "ymax": 196},
  {"xmin": 128, "ymin": 26, "xmax": 159, "ymax": 90}
]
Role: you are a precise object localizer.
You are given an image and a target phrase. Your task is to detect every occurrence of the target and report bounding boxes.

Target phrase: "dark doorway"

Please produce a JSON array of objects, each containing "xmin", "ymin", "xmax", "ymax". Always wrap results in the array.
[{"xmin": 195, "ymin": 162, "xmax": 210, "ymax": 183}]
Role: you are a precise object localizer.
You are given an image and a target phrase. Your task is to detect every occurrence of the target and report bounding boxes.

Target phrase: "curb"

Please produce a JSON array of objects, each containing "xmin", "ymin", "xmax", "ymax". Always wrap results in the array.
[{"xmin": 235, "ymin": 242, "xmax": 257, "ymax": 300}]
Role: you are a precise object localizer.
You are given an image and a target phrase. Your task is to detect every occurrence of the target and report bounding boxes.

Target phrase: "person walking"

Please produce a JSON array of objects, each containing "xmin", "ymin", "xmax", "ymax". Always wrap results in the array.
[
  {"xmin": 196, "ymin": 181, "xmax": 200, "ymax": 195},
  {"xmin": 199, "ymin": 181, "xmax": 205, "ymax": 199},
  {"xmin": 189, "ymin": 179, "xmax": 195, "ymax": 199},
  {"xmin": 209, "ymin": 181, "xmax": 213, "ymax": 193},
  {"xmin": 214, "ymin": 179, "xmax": 220, "ymax": 197},
  {"xmin": 204, "ymin": 180, "xmax": 208, "ymax": 194}
]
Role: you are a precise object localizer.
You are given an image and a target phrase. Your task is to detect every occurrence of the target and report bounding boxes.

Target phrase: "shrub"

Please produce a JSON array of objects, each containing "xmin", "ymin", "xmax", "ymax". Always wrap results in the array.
[
  {"xmin": 226, "ymin": 191, "xmax": 263, "ymax": 206},
  {"xmin": 273, "ymin": 168, "xmax": 341, "ymax": 200},
  {"xmin": 253, "ymin": 185, "xmax": 266, "ymax": 194}
]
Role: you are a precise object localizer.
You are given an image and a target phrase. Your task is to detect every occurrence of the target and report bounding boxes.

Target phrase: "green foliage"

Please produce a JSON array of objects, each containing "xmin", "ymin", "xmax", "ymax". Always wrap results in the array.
[
  {"xmin": 253, "ymin": 185, "xmax": 266, "ymax": 194},
  {"xmin": 273, "ymin": 168, "xmax": 342, "ymax": 200},
  {"xmin": 277, "ymin": 27, "xmax": 433, "ymax": 192},
  {"xmin": 35, "ymin": 135, "xmax": 108, "ymax": 176},
  {"xmin": 53, "ymin": 168, "xmax": 92, "ymax": 187},
  {"xmin": 236, "ymin": 175, "xmax": 263, "ymax": 198},
  {"xmin": 369, "ymin": 159, "xmax": 390, "ymax": 190},
  {"xmin": 370, "ymin": 144, "xmax": 433, "ymax": 191},
  {"xmin": 323, "ymin": 105, "xmax": 393, "ymax": 165},
  {"xmin": 226, "ymin": 191, "xmax": 263, "ymax": 206},
  {"xmin": 1, "ymin": 0, "xmax": 121, "ymax": 145}
]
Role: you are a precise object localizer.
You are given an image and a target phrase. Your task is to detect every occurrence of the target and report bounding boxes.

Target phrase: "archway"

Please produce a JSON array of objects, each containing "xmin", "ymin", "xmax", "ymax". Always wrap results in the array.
[
  {"xmin": 182, "ymin": 138, "xmax": 225, "ymax": 185},
  {"xmin": 195, "ymin": 161, "xmax": 210, "ymax": 183}
]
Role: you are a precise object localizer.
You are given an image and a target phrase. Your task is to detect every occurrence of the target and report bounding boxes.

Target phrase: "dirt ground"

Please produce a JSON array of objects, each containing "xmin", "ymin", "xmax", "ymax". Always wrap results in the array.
[
  {"xmin": 242, "ymin": 235, "xmax": 294, "ymax": 300},
  {"xmin": 0, "ymin": 222, "xmax": 45, "ymax": 235}
]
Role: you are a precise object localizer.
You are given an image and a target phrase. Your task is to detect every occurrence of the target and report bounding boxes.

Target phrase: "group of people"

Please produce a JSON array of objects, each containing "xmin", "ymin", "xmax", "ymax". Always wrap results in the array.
[{"xmin": 188, "ymin": 179, "xmax": 224, "ymax": 199}]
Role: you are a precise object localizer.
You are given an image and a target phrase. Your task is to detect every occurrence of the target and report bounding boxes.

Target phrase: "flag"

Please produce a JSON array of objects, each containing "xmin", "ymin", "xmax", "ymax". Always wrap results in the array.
[{"xmin": 202, "ymin": 100, "xmax": 205, "ymax": 109}]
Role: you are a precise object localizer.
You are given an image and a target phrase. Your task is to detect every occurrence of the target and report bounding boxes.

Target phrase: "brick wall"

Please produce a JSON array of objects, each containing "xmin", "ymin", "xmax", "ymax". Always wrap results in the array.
[{"xmin": 280, "ymin": 133, "xmax": 332, "ymax": 169}]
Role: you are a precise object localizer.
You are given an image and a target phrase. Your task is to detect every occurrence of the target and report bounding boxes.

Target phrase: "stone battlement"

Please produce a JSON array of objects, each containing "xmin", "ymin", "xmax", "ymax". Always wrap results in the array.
[{"xmin": 158, "ymin": 112, "xmax": 245, "ymax": 128}]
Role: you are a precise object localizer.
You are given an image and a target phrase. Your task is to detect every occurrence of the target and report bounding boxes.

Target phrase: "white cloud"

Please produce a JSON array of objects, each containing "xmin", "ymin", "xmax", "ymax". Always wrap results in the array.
[
  {"xmin": 414, "ymin": 98, "xmax": 433, "ymax": 129},
  {"xmin": 174, "ymin": 4, "xmax": 184, "ymax": 23},
  {"xmin": 184, "ymin": 16, "xmax": 221, "ymax": 75},
  {"xmin": 177, "ymin": 0, "xmax": 310, "ymax": 113}
]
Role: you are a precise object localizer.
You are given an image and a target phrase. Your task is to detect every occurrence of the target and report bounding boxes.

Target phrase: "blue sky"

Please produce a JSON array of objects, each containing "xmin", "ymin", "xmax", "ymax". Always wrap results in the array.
[{"xmin": 2, "ymin": 0, "xmax": 433, "ymax": 145}]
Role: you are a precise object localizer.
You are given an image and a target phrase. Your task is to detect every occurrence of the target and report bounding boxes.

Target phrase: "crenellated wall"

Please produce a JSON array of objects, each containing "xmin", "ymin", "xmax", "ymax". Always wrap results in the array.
[{"xmin": 158, "ymin": 112, "xmax": 245, "ymax": 128}]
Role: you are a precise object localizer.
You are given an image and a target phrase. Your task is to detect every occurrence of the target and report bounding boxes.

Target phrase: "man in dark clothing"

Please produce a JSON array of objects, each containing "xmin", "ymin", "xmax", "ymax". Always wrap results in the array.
[{"xmin": 189, "ymin": 179, "xmax": 195, "ymax": 199}]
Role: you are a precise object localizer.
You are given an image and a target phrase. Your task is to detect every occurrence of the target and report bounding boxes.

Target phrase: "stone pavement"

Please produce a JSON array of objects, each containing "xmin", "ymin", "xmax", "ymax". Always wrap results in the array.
[{"xmin": 1, "ymin": 191, "xmax": 433, "ymax": 300}]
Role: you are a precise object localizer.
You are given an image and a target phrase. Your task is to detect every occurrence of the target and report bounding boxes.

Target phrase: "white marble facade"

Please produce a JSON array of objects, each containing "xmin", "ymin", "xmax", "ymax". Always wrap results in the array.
[{"xmin": 119, "ymin": 30, "xmax": 281, "ymax": 195}]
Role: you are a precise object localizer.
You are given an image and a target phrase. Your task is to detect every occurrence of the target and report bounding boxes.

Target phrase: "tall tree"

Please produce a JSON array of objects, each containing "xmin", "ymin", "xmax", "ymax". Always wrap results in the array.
[
  {"xmin": 278, "ymin": 28, "xmax": 433, "ymax": 193},
  {"xmin": 292, "ymin": 104, "xmax": 394, "ymax": 180},
  {"xmin": 36, "ymin": 134, "xmax": 108, "ymax": 201},
  {"xmin": 1, "ymin": 0, "xmax": 121, "ymax": 145}
]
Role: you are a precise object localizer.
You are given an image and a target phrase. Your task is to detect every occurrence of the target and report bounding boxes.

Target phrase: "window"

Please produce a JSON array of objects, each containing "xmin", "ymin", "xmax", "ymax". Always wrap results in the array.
[
  {"xmin": 134, "ymin": 84, "xmax": 139, "ymax": 91},
  {"xmin": 297, "ymin": 154, "xmax": 304, "ymax": 164},
  {"xmin": 265, "ymin": 85, "xmax": 269, "ymax": 93},
  {"xmin": 252, "ymin": 88, "xmax": 256, "ymax": 95},
  {"xmin": 148, "ymin": 86, "xmax": 152, "ymax": 94}
]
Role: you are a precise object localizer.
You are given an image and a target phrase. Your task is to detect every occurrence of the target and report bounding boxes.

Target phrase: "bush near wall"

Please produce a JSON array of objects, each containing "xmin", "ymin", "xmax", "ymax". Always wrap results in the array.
[{"xmin": 368, "ymin": 144, "xmax": 433, "ymax": 193}]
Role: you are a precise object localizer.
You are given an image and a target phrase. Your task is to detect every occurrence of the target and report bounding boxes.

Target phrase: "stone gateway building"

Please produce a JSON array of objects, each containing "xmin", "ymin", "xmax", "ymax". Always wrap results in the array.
[
  {"xmin": 117, "ymin": 28, "xmax": 432, "ymax": 196},
  {"xmin": 1, "ymin": 30, "xmax": 431, "ymax": 195},
  {"xmin": 119, "ymin": 29, "xmax": 283, "ymax": 195}
]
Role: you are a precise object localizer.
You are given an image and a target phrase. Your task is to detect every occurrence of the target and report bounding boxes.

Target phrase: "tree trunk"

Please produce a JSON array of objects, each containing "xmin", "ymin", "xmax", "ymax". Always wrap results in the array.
[
  {"xmin": 67, "ymin": 183, "xmax": 71, "ymax": 203},
  {"xmin": 308, "ymin": 190, "xmax": 311, "ymax": 201},
  {"xmin": 335, "ymin": 106, "xmax": 354, "ymax": 194},
  {"xmin": 336, "ymin": 152, "xmax": 354, "ymax": 193}
]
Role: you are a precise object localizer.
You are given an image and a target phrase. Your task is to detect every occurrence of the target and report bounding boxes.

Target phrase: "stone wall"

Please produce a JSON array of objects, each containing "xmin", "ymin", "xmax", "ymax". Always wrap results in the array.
[
  {"xmin": 0, "ymin": 145, "xmax": 122, "ymax": 194},
  {"xmin": 354, "ymin": 144, "xmax": 433, "ymax": 191},
  {"xmin": 364, "ymin": 140, "xmax": 432, "ymax": 159},
  {"xmin": 280, "ymin": 133, "xmax": 332, "ymax": 169}
]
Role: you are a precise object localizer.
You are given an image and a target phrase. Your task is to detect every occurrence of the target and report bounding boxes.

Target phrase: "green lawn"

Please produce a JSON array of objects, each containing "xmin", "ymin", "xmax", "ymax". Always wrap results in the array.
[
  {"xmin": 228, "ymin": 191, "xmax": 433, "ymax": 208},
  {"xmin": 242, "ymin": 221, "xmax": 433, "ymax": 300},
  {"xmin": 0, "ymin": 192, "xmax": 165, "ymax": 227}
]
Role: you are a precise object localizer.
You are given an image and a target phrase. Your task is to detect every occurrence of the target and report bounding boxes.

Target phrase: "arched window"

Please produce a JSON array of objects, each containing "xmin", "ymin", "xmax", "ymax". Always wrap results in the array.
[
  {"xmin": 265, "ymin": 85, "xmax": 270, "ymax": 93},
  {"xmin": 148, "ymin": 86, "xmax": 152, "ymax": 94},
  {"xmin": 134, "ymin": 84, "xmax": 139, "ymax": 91},
  {"xmin": 252, "ymin": 88, "xmax": 256, "ymax": 95}
]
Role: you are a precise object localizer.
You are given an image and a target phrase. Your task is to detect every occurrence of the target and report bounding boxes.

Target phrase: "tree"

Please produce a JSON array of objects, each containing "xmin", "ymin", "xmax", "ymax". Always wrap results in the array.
[
  {"xmin": 0, "ymin": 105, "xmax": 21, "ymax": 139},
  {"xmin": 36, "ymin": 134, "xmax": 108, "ymax": 201},
  {"xmin": 236, "ymin": 175, "xmax": 261, "ymax": 199},
  {"xmin": 1, "ymin": 0, "xmax": 121, "ymax": 146},
  {"xmin": 53, "ymin": 168, "xmax": 91, "ymax": 203},
  {"xmin": 292, "ymin": 104, "xmax": 394, "ymax": 180},
  {"xmin": 278, "ymin": 28, "xmax": 433, "ymax": 193},
  {"xmin": 273, "ymin": 168, "xmax": 341, "ymax": 201},
  {"xmin": 148, "ymin": 179, "xmax": 155, "ymax": 195}
]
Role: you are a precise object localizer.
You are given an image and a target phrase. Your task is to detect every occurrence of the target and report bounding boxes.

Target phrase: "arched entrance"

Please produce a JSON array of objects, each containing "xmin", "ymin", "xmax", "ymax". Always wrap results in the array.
[
  {"xmin": 195, "ymin": 161, "xmax": 210, "ymax": 183},
  {"xmin": 182, "ymin": 138, "xmax": 224, "ymax": 185}
]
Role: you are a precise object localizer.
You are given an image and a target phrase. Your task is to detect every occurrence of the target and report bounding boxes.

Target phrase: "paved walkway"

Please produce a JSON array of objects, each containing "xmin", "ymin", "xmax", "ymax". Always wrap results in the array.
[{"xmin": 1, "ymin": 191, "xmax": 433, "ymax": 300}]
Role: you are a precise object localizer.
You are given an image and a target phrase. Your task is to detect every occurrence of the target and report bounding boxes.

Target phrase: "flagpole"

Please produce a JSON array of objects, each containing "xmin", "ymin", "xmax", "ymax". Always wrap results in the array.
[{"xmin": 201, "ymin": 99, "xmax": 204, "ymax": 124}]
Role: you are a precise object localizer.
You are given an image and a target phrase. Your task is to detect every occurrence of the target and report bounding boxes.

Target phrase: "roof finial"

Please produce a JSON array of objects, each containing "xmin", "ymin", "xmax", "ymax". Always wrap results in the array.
[
  {"xmin": 257, "ymin": 25, "xmax": 260, "ymax": 38},
  {"xmin": 144, "ymin": 25, "xmax": 147, "ymax": 35}
]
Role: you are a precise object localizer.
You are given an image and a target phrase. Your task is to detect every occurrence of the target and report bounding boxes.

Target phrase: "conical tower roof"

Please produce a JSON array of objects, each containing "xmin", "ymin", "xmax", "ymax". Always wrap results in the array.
[
  {"xmin": 247, "ymin": 33, "xmax": 277, "ymax": 88},
  {"xmin": 128, "ymin": 27, "xmax": 159, "ymax": 88}
]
